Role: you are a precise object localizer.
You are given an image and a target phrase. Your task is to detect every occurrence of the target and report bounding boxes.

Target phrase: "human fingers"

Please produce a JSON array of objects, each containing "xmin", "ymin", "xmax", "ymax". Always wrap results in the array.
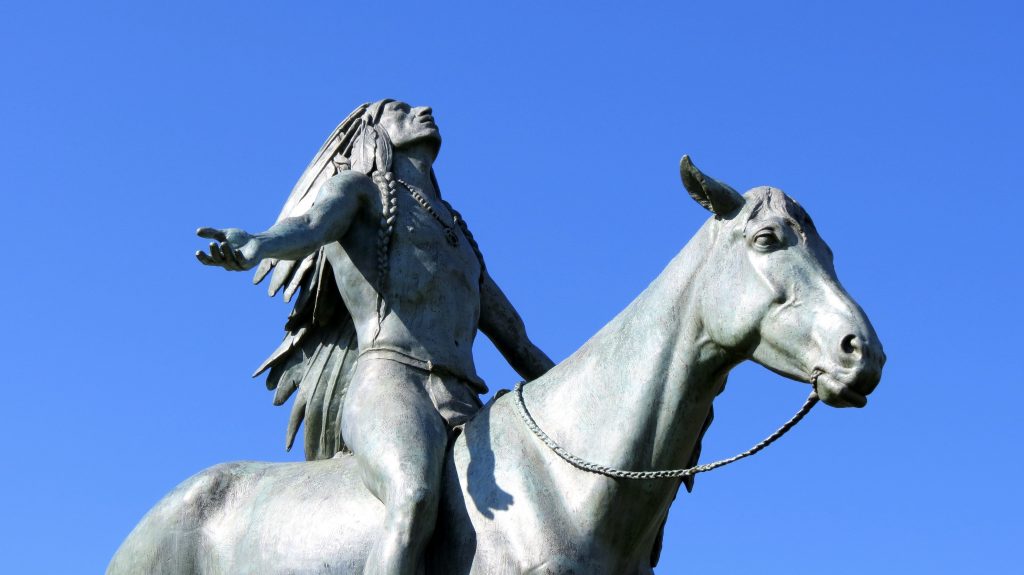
[
  {"xmin": 220, "ymin": 242, "xmax": 242, "ymax": 270},
  {"xmin": 196, "ymin": 250, "xmax": 216, "ymax": 266},
  {"xmin": 232, "ymin": 248, "xmax": 249, "ymax": 270},
  {"xmin": 209, "ymin": 242, "xmax": 226, "ymax": 265},
  {"xmin": 197, "ymin": 227, "xmax": 228, "ymax": 242}
]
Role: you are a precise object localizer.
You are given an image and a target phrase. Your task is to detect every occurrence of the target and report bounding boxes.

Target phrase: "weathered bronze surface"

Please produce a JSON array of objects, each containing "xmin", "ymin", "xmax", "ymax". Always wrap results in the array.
[{"xmin": 109, "ymin": 103, "xmax": 884, "ymax": 575}]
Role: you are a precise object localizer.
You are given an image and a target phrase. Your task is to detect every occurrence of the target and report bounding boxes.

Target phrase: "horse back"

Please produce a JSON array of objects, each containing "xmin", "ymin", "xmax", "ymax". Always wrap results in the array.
[{"xmin": 109, "ymin": 458, "xmax": 383, "ymax": 574}]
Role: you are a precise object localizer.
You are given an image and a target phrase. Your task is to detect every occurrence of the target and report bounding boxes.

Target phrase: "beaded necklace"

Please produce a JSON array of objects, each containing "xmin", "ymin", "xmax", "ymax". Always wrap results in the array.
[{"xmin": 396, "ymin": 178, "xmax": 460, "ymax": 247}]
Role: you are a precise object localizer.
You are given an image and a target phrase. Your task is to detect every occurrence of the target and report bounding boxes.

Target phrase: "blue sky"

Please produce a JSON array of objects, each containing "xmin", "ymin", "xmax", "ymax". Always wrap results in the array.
[{"xmin": 2, "ymin": 1, "xmax": 1021, "ymax": 573}]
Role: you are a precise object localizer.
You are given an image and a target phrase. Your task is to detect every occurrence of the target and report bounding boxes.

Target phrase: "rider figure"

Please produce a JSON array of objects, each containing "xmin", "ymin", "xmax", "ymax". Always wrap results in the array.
[{"xmin": 195, "ymin": 100, "xmax": 554, "ymax": 575}]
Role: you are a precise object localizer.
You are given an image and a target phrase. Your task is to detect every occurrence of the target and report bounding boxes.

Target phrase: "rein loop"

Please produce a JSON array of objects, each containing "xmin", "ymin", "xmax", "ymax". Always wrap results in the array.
[{"xmin": 512, "ymin": 381, "xmax": 819, "ymax": 480}]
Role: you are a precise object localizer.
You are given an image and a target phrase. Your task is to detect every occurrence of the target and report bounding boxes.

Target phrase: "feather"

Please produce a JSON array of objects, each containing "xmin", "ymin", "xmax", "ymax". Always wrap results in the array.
[
  {"xmin": 266, "ymin": 346, "xmax": 303, "ymax": 395},
  {"xmin": 350, "ymin": 124, "xmax": 376, "ymax": 174},
  {"xmin": 253, "ymin": 325, "xmax": 308, "ymax": 380},
  {"xmin": 284, "ymin": 252, "xmax": 317, "ymax": 303},
  {"xmin": 252, "ymin": 258, "xmax": 276, "ymax": 285},
  {"xmin": 252, "ymin": 104, "xmax": 371, "ymax": 459},
  {"xmin": 316, "ymin": 333, "xmax": 352, "ymax": 456},
  {"xmin": 374, "ymin": 125, "xmax": 392, "ymax": 172},
  {"xmin": 327, "ymin": 330, "xmax": 358, "ymax": 454},
  {"xmin": 284, "ymin": 290, "xmax": 315, "ymax": 332},
  {"xmin": 273, "ymin": 104, "xmax": 368, "ymax": 223},
  {"xmin": 285, "ymin": 285, "xmax": 314, "ymax": 326},
  {"xmin": 255, "ymin": 294, "xmax": 357, "ymax": 458},
  {"xmin": 272, "ymin": 365, "xmax": 301, "ymax": 406},
  {"xmin": 300, "ymin": 343, "xmax": 333, "ymax": 460},
  {"xmin": 257, "ymin": 334, "xmax": 296, "ymax": 384},
  {"xmin": 268, "ymin": 260, "xmax": 296, "ymax": 297},
  {"xmin": 311, "ymin": 250, "xmax": 338, "ymax": 326},
  {"xmin": 285, "ymin": 390, "xmax": 308, "ymax": 452},
  {"xmin": 298, "ymin": 162, "xmax": 336, "ymax": 214}
]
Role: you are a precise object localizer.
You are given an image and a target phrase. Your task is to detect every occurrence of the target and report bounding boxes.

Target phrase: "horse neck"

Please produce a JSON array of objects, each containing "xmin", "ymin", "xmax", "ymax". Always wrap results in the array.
[{"xmin": 523, "ymin": 219, "xmax": 733, "ymax": 525}]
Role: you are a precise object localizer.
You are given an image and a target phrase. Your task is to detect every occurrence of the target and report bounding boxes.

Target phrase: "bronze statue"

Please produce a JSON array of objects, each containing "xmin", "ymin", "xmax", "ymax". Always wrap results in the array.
[{"xmin": 109, "ymin": 104, "xmax": 884, "ymax": 574}]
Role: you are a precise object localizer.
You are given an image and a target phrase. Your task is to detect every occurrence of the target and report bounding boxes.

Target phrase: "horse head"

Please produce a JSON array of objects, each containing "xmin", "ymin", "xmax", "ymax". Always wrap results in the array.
[{"xmin": 680, "ymin": 156, "xmax": 884, "ymax": 408}]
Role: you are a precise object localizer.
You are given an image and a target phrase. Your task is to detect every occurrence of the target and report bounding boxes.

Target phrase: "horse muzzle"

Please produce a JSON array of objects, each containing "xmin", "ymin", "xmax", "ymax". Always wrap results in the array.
[{"xmin": 813, "ymin": 336, "xmax": 885, "ymax": 408}]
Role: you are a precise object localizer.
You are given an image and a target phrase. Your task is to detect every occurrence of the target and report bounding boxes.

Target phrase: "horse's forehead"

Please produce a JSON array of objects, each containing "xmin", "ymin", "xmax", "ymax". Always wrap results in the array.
[{"xmin": 742, "ymin": 186, "xmax": 810, "ymax": 225}]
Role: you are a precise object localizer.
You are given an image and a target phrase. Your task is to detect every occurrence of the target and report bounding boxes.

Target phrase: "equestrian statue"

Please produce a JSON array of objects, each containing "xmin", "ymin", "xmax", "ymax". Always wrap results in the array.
[{"xmin": 108, "ymin": 100, "xmax": 885, "ymax": 575}]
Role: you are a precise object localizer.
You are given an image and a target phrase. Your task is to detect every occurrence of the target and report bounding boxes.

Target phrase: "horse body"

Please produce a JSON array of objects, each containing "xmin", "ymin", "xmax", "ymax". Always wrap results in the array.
[{"xmin": 110, "ymin": 157, "xmax": 884, "ymax": 574}]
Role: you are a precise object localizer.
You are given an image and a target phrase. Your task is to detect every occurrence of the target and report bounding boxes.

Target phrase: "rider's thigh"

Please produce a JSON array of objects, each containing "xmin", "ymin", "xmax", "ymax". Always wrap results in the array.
[{"xmin": 341, "ymin": 359, "xmax": 448, "ymax": 500}]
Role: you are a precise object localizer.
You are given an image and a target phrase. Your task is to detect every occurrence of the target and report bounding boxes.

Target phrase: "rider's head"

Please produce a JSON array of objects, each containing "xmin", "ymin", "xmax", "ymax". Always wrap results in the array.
[
  {"xmin": 372, "ymin": 100, "xmax": 441, "ymax": 154},
  {"xmin": 340, "ymin": 100, "xmax": 440, "ymax": 175}
]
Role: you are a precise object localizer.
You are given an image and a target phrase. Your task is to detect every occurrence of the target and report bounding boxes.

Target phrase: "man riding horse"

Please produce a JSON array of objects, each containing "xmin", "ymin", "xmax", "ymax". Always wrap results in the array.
[{"xmin": 195, "ymin": 99, "xmax": 554, "ymax": 575}]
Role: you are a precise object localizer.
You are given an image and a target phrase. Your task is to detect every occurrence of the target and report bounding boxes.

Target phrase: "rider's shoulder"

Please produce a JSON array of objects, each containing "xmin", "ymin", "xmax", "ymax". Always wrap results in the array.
[{"xmin": 320, "ymin": 170, "xmax": 377, "ymax": 200}]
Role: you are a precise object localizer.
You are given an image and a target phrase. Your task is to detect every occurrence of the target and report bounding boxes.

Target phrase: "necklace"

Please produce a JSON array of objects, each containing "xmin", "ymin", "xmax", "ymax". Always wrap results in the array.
[{"xmin": 396, "ymin": 178, "xmax": 459, "ymax": 247}]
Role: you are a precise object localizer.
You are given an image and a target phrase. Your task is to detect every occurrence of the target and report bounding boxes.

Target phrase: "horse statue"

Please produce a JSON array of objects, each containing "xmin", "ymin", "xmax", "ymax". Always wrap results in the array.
[{"xmin": 109, "ymin": 156, "xmax": 884, "ymax": 574}]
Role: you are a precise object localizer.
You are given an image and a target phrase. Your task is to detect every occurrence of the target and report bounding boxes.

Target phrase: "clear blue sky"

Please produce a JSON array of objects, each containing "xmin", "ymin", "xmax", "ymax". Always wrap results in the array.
[{"xmin": 2, "ymin": 1, "xmax": 1020, "ymax": 573}]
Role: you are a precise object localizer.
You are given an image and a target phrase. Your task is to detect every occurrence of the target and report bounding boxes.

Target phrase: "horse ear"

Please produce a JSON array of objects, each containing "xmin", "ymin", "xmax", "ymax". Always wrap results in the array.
[{"xmin": 679, "ymin": 155, "xmax": 744, "ymax": 216}]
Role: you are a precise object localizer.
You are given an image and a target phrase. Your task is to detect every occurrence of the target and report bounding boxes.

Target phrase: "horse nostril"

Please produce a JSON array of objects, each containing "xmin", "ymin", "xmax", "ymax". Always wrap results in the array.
[{"xmin": 841, "ymin": 334, "xmax": 860, "ymax": 356}]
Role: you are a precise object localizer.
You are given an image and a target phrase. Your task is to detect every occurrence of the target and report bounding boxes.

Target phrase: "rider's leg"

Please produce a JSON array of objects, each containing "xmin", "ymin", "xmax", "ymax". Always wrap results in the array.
[{"xmin": 342, "ymin": 359, "xmax": 448, "ymax": 575}]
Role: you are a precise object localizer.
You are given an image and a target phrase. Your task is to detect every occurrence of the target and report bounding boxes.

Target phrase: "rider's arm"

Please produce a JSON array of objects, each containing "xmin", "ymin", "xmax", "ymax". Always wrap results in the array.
[
  {"xmin": 196, "ymin": 171, "xmax": 376, "ymax": 270},
  {"xmin": 479, "ymin": 272, "xmax": 555, "ymax": 381},
  {"xmin": 251, "ymin": 172, "xmax": 375, "ymax": 262}
]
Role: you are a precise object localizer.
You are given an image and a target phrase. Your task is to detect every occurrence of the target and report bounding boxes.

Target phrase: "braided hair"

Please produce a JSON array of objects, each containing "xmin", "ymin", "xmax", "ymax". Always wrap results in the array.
[{"xmin": 323, "ymin": 100, "xmax": 398, "ymax": 341}]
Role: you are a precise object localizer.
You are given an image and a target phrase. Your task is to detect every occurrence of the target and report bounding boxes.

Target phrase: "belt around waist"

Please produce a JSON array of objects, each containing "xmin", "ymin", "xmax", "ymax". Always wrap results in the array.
[{"xmin": 357, "ymin": 348, "xmax": 487, "ymax": 393}]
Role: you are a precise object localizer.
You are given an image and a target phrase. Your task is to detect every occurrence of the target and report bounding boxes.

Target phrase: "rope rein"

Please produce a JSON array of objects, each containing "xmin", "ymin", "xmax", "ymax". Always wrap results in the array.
[{"xmin": 512, "ymin": 381, "xmax": 819, "ymax": 480}]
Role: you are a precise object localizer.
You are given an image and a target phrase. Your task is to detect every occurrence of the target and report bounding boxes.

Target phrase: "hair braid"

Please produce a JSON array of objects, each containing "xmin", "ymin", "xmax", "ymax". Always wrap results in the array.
[{"xmin": 370, "ymin": 169, "xmax": 398, "ymax": 342}]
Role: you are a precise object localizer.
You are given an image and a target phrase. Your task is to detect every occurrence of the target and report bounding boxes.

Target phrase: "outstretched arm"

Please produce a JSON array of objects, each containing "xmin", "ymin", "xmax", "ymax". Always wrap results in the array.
[
  {"xmin": 196, "ymin": 172, "xmax": 375, "ymax": 270},
  {"xmin": 479, "ymin": 272, "xmax": 555, "ymax": 381}
]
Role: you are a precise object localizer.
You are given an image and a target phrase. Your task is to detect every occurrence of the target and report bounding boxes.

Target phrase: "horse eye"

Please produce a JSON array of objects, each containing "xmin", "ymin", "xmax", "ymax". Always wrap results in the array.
[{"xmin": 753, "ymin": 231, "xmax": 780, "ymax": 249}]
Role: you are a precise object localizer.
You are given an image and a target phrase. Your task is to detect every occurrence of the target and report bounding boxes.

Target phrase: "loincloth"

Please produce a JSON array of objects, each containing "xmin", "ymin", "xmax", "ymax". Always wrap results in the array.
[{"xmin": 358, "ymin": 348, "xmax": 485, "ymax": 427}]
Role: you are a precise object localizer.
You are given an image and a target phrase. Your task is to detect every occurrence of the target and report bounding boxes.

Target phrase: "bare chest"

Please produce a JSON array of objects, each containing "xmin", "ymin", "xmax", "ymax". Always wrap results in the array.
[
  {"xmin": 387, "ymin": 192, "xmax": 482, "ymax": 288},
  {"xmin": 327, "ymin": 191, "xmax": 482, "ymax": 314}
]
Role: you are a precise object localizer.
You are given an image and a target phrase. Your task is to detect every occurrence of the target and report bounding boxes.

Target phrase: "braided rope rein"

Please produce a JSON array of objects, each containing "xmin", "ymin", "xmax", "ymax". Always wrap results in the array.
[{"xmin": 512, "ymin": 381, "xmax": 819, "ymax": 480}]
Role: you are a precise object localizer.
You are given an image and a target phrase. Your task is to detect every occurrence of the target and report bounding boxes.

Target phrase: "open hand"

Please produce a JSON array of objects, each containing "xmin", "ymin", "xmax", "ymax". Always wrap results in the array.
[{"xmin": 195, "ymin": 227, "xmax": 258, "ymax": 271}]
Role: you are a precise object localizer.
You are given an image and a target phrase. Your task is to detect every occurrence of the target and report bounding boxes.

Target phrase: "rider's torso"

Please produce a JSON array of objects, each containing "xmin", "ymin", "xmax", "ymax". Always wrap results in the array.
[{"xmin": 324, "ymin": 184, "xmax": 483, "ymax": 384}]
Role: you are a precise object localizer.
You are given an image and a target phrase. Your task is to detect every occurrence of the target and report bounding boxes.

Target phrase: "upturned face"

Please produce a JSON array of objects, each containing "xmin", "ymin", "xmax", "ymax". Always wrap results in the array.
[{"xmin": 377, "ymin": 100, "xmax": 441, "ymax": 152}]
